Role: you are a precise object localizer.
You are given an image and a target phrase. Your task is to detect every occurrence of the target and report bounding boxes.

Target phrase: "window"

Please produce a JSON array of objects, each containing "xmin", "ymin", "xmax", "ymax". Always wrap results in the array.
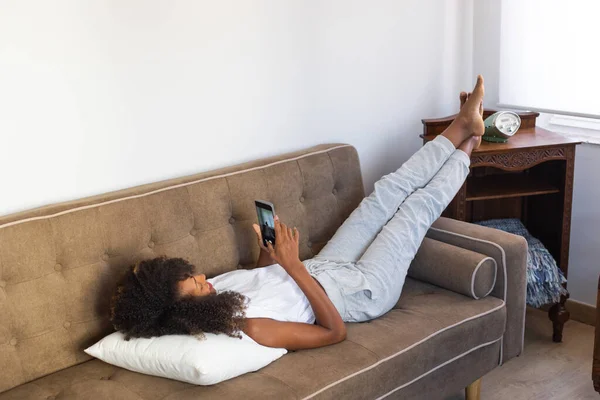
[{"xmin": 499, "ymin": 0, "xmax": 600, "ymax": 119}]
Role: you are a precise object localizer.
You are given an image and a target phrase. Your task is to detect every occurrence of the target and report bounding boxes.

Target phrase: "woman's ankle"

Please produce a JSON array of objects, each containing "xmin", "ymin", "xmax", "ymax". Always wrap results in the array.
[{"xmin": 457, "ymin": 136, "xmax": 479, "ymax": 156}]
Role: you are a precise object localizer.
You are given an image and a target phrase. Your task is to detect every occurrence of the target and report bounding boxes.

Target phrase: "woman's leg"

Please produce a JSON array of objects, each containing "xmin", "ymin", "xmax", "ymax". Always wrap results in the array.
[
  {"xmin": 315, "ymin": 76, "xmax": 485, "ymax": 263},
  {"xmin": 314, "ymin": 135, "xmax": 455, "ymax": 262},
  {"xmin": 353, "ymin": 137, "xmax": 480, "ymax": 318}
]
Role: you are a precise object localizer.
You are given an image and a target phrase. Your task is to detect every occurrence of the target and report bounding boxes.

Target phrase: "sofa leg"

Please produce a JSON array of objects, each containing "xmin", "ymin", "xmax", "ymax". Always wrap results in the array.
[
  {"xmin": 465, "ymin": 378, "xmax": 481, "ymax": 400},
  {"xmin": 549, "ymin": 292, "xmax": 570, "ymax": 342}
]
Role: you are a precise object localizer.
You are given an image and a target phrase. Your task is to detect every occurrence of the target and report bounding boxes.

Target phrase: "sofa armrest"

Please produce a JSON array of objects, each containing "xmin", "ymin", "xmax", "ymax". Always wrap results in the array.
[
  {"xmin": 409, "ymin": 237, "xmax": 497, "ymax": 299},
  {"xmin": 426, "ymin": 217, "xmax": 528, "ymax": 363}
]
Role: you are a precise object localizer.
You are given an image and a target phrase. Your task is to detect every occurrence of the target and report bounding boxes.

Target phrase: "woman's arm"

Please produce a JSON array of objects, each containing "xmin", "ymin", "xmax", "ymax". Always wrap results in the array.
[
  {"xmin": 243, "ymin": 317, "xmax": 345, "ymax": 350},
  {"xmin": 243, "ymin": 218, "xmax": 346, "ymax": 350}
]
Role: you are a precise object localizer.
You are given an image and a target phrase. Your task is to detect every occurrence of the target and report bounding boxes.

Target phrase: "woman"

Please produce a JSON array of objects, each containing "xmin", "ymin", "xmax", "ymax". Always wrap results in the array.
[{"xmin": 111, "ymin": 76, "xmax": 486, "ymax": 351}]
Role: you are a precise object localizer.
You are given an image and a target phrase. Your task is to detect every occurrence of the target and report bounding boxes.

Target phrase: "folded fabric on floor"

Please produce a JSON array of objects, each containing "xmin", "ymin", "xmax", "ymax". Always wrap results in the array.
[{"xmin": 475, "ymin": 218, "xmax": 567, "ymax": 308}]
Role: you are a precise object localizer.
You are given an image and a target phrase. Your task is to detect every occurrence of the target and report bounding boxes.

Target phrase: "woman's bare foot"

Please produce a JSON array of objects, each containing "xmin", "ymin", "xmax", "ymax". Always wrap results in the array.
[
  {"xmin": 460, "ymin": 91, "xmax": 468, "ymax": 108},
  {"xmin": 459, "ymin": 89, "xmax": 484, "ymax": 149},
  {"xmin": 459, "ymin": 91, "xmax": 484, "ymax": 117},
  {"xmin": 441, "ymin": 75, "xmax": 485, "ymax": 148},
  {"xmin": 473, "ymin": 133, "xmax": 482, "ymax": 150},
  {"xmin": 458, "ymin": 136, "xmax": 480, "ymax": 157}
]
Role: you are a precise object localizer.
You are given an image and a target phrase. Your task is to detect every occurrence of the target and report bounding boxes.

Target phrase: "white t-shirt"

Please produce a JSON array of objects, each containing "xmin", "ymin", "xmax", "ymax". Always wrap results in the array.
[{"xmin": 208, "ymin": 264, "xmax": 316, "ymax": 324}]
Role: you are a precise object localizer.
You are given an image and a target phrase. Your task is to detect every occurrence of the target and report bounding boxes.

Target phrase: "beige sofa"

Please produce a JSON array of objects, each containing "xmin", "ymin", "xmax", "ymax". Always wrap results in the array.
[{"xmin": 0, "ymin": 144, "xmax": 527, "ymax": 399}]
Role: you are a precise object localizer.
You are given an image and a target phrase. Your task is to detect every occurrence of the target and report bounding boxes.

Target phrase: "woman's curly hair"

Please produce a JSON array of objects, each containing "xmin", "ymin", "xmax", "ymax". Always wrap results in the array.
[{"xmin": 110, "ymin": 256, "xmax": 247, "ymax": 340}]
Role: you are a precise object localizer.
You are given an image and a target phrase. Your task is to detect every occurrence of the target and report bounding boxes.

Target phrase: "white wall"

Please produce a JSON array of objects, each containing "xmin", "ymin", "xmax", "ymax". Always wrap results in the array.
[
  {"xmin": 473, "ymin": 0, "xmax": 600, "ymax": 305},
  {"xmin": 0, "ymin": 0, "xmax": 474, "ymax": 217}
]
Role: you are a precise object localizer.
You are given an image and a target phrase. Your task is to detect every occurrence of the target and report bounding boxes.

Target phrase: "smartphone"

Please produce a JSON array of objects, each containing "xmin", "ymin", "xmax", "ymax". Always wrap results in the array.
[{"xmin": 255, "ymin": 200, "xmax": 276, "ymax": 247}]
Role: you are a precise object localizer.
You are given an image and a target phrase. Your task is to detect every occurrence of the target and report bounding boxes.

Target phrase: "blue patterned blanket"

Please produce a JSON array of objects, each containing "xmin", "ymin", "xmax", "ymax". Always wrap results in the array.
[{"xmin": 475, "ymin": 218, "xmax": 567, "ymax": 307}]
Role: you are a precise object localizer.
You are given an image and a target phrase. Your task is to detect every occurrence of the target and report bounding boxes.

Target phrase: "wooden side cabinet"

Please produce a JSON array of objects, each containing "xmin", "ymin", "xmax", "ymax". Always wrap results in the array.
[{"xmin": 422, "ymin": 110, "xmax": 580, "ymax": 342}]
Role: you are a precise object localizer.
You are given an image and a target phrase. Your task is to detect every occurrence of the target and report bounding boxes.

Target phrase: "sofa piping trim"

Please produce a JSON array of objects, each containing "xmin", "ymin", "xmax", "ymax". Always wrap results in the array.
[
  {"xmin": 300, "ymin": 302, "xmax": 505, "ymax": 400},
  {"xmin": 376, "ymin": 336, "xmax": 502, "ymax": 399},
  {"xmin": 0, "ymin": 145, "xmax": 352, "ymax": 230},
  {"xmin": 429, "ymin": 226, "xmax": 527, "ymax": 362},
  {"xmin": 471, "ymin": 257, "xmax": 498, "ymax": 300}
]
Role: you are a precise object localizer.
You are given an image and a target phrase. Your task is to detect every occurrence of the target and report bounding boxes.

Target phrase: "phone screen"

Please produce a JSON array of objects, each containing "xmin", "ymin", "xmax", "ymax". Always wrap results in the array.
[{"xmin": 255, "ymin": 202, "xmax": 275, "ymax": 246}]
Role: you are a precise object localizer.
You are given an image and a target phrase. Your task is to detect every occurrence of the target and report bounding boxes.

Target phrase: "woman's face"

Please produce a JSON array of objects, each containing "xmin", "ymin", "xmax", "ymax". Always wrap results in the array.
[{"xmin": 178, "ymin": 274, "xmax": 217, "ymax": 297}]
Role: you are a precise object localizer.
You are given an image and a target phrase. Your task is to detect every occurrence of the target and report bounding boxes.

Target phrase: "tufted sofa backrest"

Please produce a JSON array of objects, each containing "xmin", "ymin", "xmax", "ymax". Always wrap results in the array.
[{"xmin": 0, "ymin": 144, "xmax": 364, "ymax": 393}]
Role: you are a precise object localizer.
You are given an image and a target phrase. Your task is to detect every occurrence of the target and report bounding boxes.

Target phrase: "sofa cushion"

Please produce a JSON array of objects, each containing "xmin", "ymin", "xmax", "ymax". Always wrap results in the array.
[
  {"xmin": 409, "ymin": 237, "xmax": 497, "ymax": 299},
  {"xmin": 0, "ymin": 278, "xmax": 505, "ymax": 400}
]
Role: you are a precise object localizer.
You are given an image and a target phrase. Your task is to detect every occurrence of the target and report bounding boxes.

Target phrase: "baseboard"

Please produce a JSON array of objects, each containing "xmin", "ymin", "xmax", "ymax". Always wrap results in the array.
[
  {"xmin": 536, "ymin": 299, "xmax": 596, "ymax": 327},
  {"xmin": 567, "ymin": 299, "xmax": 596, "ymax": 327}
]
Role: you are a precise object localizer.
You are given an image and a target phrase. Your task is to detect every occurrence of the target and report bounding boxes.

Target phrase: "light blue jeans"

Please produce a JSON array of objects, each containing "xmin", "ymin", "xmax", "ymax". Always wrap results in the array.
[{"xmin": 305, "ymin": 135, "xmax": 471, "ymax": 322}]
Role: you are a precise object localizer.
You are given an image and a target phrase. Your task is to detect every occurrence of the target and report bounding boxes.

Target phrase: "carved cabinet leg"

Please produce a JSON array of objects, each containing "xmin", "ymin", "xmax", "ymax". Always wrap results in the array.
[{"xmin": 548, "ymin": 292, "xmax": 570, "ymax": 342}]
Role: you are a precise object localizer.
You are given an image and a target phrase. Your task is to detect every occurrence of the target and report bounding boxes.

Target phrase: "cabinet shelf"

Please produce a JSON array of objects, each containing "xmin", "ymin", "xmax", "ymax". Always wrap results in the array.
[{"xmin": 466, "ymin": 174, "xmax": 560, "ymax": 201}]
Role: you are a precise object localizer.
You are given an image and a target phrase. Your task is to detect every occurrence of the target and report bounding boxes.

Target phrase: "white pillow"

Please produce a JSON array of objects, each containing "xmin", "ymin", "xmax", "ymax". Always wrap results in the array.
[{"xmin": 84, "ymin": 331, "xmax": 287, "ymax": 385}]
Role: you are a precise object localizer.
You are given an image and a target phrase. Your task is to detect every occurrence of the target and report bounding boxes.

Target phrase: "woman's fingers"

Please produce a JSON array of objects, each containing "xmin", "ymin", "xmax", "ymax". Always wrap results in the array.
[
  {"xmin": 252, "ymin": 224, "xmax": 262, "ymax": 239},
  {"xmin": 253, "ymin": 224, "xmax": 268, "ymax": 249},
  {"xmin": 293, "ymin": 227, "xmax": 300, "ymax": 244},
  {"xmin": 274, "ymin": 217, "xmax": 282, "ymax": 239},
  {"xmin": 277, "ymin": 219, "xmax": 291, "ymax": 241},
  {"xmin": 267, "ymin": 242, "xmax": 275, "ymax": 254},
  {"xmin": 273, "ymin": 216, "xmax": 298, "ymax": 245},
  {"xmin": 282, "ymin": 223, "xmax": 291, "ymax": 241}
]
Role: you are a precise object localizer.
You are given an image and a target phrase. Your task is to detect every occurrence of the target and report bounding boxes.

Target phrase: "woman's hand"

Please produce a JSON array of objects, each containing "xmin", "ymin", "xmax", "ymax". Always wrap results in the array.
[
  {"xmin": 252, "ymin": 222, "xmax": 275, "ymax": 268},
  {"xmin": 252, "ymin": 223, "xmax": 271, "ymax": 253},
  {"xmin": 266, "ymin": 216, "xmax": 301, "ymax": 270}
]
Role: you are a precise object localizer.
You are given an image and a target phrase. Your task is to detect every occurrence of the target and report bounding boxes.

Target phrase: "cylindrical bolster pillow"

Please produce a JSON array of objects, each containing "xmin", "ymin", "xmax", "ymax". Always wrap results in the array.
[{"xmin": 408, "ymin": 237, "xmax": 497, "ymax": 299}]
